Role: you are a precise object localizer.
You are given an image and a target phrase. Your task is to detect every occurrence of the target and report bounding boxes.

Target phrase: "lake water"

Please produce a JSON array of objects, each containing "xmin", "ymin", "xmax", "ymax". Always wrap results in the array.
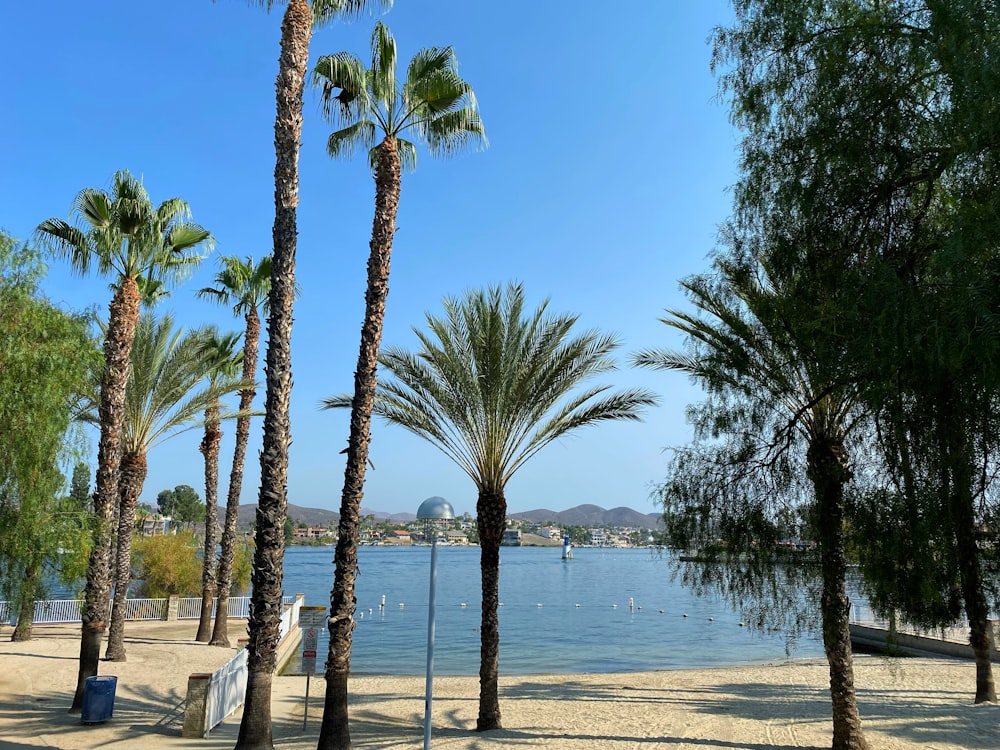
[{"xmin": 282, "ymin": 545, "xmax": 824, "ymax": 675}]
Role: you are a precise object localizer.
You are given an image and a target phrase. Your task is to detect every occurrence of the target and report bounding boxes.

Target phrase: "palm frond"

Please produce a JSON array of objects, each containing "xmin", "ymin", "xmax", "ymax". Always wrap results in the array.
[
  {"xmin": 369, "ymin": 21, "xmax": 397, "ymax": 110},
  {"xmin": 328, "ymin": 120, "xmax": 378, "ymax": 161},
  {"xmin": 323, "ymin": 282, "xmax": 653, "ymax": 493}
]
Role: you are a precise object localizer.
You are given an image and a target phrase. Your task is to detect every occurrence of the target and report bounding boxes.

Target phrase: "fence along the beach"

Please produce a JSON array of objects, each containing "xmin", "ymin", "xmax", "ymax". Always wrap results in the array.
[
  {"xmin": 0, "ymin": 595, "xmax": 287, "ymax": 624},
  {"xmin": 183, "ymin": 593, "xmax": 305, "ymax": 738}
]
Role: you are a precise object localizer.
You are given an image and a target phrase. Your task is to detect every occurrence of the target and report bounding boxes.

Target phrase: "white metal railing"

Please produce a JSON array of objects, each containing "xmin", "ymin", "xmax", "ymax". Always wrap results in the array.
[
  {"xmin": 850, "ymin": 603, "xmax": 970, "ymax": 643},
  {"xmin": 201, "ymin": 594, "xmax": 302, "ymax": 736},
  {"xmin": 279, "ymin": 594, "xmax": 302, "ymax": 641},
  {"xmin": 1, "ymin": 594, "xmax": 293, "ymax": 625},
  {"xmin": 204, "ymin": 647, "xmax": 248, "ymax": 736},
  {"xmin": 123, "ymin": 598, "xmax": 168, "ymax": 620},
  {"xmin": 33, "ymin": 599, "xmax": 87, "ymax": 624}
]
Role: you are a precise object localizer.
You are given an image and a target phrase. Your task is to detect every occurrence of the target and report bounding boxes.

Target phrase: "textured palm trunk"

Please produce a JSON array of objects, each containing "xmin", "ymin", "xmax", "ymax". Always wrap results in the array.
[
  {"xmin": 196, "ymin": 403, "xmax": 223, "ymax": 642},
  {"xmin": 235, "ymin": 2, "xmax": 308, "ymax": 747},
  {"xmin": 12, "ymin": 563, "xmax": 39, "ymax": 642},
  {"xmin": 319, "ymin": 137, "xmax": 402, "ymax": 750},
  {"xmin": 212, "ymin": 310, "xmax": 260, "ymax": 647},
  {"xmin": 475, "ymin": 486, "xmax": 506, "ymax": 731},
  {"xmin": 105, "ymin": 451, "xmax": 147, "ymax": 661},
  {"xmin": 71, "ymin": 276, "xmax": 140, "ymax": 711},
  {"xmin": 807, "ymin": 435, "xmax": 868, "ymax": 750}
]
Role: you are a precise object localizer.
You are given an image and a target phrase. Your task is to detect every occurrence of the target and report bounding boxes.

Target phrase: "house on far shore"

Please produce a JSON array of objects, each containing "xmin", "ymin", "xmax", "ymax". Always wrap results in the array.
[
  {"xmin": 293, "ymin": 526, "xmax": 333, "ymax": 541},
  {"xmin": 502, "ymin": 528, "xmax": 522, "ymax": 546},
  {"xmin": 140, "ymin": 516, "xmax": 172, "ymax": 536},
  {"xmin": 588, "ymin": 528, "xmax": 607, "ymax": 546},
  {"xmin": 385, "ymin": 529, "xmax": 412, "ymax": 546}
]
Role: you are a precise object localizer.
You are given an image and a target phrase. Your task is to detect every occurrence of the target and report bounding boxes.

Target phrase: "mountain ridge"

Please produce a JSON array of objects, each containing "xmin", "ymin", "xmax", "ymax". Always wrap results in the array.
[{"xmin": 223, "ymin": 502, "xmax": 662, "ymax": 530}]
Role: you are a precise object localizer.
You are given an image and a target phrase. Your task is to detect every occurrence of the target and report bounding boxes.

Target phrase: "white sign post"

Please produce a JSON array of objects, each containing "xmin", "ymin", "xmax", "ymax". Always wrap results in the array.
[{"xmin": 298, "ymin": 606, "xmax": 326, "ymax": 729}]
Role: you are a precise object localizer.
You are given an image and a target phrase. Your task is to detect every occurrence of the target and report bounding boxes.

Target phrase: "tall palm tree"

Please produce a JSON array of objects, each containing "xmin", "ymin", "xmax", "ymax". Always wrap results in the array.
[
  {"xmin": 35, "ymin": 170, "xmax": 210, "ymax": 708},
  {"xmin": 632, "ymin": 255, "xmax": 870, "ymax": 750},
  {"xmin": 228, "ymin": 3, "xmax": 390, "ymax": 747},
  {"xmin": 322, "ymin": 283, "xmax": 656, "ymax": 732},
  {"xmin": 311, "ymin": 23, "xmax": 485, "ymax": 745},
  {"xmin": 194, "ymin": 328, "xmax": 245, "ymax": 643},
  {"xmin": 197, "ymin": 255, "xmax": 270, "ymax": 647},
  {"xmin": 76, "ymin": 314, "xmax": 244, "ymax": 661}
]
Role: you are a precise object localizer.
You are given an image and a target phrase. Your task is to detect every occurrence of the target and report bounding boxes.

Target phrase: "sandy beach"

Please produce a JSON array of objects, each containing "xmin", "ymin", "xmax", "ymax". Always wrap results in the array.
[{"xmin": 1, "ymin": 620, "xmax": 996, "ymax": 749}]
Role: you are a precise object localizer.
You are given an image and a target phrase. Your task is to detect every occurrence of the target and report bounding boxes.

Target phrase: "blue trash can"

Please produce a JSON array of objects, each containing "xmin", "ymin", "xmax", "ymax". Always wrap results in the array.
[{"xmin": 81, "ymin": 675, "xmax": 117, "ymax": 723}]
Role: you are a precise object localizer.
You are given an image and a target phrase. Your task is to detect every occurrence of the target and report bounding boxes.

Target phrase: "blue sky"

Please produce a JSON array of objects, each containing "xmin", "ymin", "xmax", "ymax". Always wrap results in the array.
[{"xmin": 2, "ymin": 1, "xmax": 738, "ymax": 518}]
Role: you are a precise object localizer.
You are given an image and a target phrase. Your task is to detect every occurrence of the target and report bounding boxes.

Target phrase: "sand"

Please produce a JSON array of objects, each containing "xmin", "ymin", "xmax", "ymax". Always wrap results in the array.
[{"xmin": 1, "ymin": 620, "xmax": 997, "ymax": 749}]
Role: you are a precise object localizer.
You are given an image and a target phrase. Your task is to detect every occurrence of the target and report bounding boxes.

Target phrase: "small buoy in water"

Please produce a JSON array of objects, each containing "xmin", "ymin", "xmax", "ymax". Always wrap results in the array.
[
  {"xmin": 708, "ymin": 617, "xmax": 715, "ymax": 622},
  {"xmin": 460, "ymin": 602, "xmax": 467, "ymax": 608},
  {"xmin": 499, "ymin": 602, "xmax": 504, "ymax": 607},
  {"xmin": 658, "ymin": 609, "xmax": 665, "ymax": 614},
  {"xmin": 537, "ymin": 603, "xmax": 543, "ymax": 608},
  {"xmin": 399, "ymin": 603, "xmax": 405, "ymax": 608},
  {"xmin": 739, "ymin": 622, "xmax": 745, "ymax": 627},
  {"xmin": 575, "ymin": 603, "xmax": 581, "ymax": 608},
  {"xmin": 682, "ymin": 613, "xmax": 688, "ymax": 618},
  {"xmin": 612, "ymin": 604, "xmax": 618, "ymax": 609},
  {"xmin": 368, "ymin": 608, "xmax": 373, "ymax": 615}
]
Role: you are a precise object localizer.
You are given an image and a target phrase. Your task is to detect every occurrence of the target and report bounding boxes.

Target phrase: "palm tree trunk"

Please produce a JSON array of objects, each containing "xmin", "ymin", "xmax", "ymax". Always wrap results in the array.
[
  {"xmin": 319, "ymin": 135, "xmax": 401, "ymax": 750},
  {"xmin": 808, "ymin": 436, "xmax": 868, "ymax": 750},
  {"xmin": 475, "ymin": 486, "xmax": 506, "ymax": 732},
  {"xmin": 212, "ymin": 310, "xmax": 260, "ymax": 647},
  {"xmin": 71, "ymin": 276, "xmax": 140, "ymax": 711},
  {"xmin": 105, "ymin": 451, "xmax": 147, "ymax": 661},
  {"xmin": 197, "ymin": 404, "xmax": 223, "ymax": 642},
  {"xmin": 235, "ymin": 2, "xmax": 308, "ymax": 747}
]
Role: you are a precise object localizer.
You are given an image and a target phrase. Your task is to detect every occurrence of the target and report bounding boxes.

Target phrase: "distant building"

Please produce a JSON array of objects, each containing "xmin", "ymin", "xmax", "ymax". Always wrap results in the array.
[
  {"xmin": 444, "ymin": 529, "xmax": 469, "ymax": 545},
  {"xmin": 588, "ymin": 528, "xmax": 607, "ymax": 546},
  {"xmin": 293, "ymin": 527, "xmax": 333, "ymax": 540},
  {"xmin": 385, "ymin": 529, "xmax": 412, "ymax": 546},
  {"xmin": 502, "ymin": 528, "xmax": 522, "ymax": 546},
  {"xmin": 140, "ymin": 516, "xmax": 171, "ymax": 536},
  {"xmin": 538, "ymin": 525, "xmax": 562, "ymax": 540}
]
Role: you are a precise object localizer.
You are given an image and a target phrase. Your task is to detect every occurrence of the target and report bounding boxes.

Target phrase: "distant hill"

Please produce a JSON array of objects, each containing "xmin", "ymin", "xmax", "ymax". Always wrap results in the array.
[
  {"xmin": 223, "ymin": 502, "xmax": 661, "ymax": 530},
  {"xmin": 222, "ymin": 503, "xmax": 414, "ymax": 530},
  {"xmin": 508, "ymin": 504, "xmax": 662, "ymax": 530}
]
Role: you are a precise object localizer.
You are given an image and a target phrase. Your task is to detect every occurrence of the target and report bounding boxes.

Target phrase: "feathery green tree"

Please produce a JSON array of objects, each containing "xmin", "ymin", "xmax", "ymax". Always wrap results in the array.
[{"xmin": 0, "ymin": 232, "xmax": 97, "ymax": 642}]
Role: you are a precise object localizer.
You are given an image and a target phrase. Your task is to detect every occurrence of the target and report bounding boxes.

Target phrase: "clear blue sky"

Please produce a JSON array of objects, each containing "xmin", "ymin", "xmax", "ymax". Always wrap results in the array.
[{"xmin": 1, "ymin": 1, "xmax": 738, "ymax": 518}]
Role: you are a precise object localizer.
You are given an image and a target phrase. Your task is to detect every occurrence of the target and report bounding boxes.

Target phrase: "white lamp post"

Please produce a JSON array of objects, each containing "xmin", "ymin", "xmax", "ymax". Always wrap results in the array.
[{"xmin": 416, "ymin": 495, "xmax": 454, "ymax": 750}]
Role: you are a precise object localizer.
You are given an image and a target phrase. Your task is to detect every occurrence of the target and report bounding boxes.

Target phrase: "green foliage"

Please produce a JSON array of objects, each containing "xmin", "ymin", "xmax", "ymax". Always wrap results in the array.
[
  {"xmin": 132, "ymin": 531, "xmax": 203, "ymax": 598},
  {"xmin": 156, "ymin": 484, "xmax": 204, "ymax": 524},
  {"xmin": 68, "ymin": 462, "xmax": 91, "ymax": 511},
  {"xmin": 0, "ymin": 231, "xmax": 98, "ymax": 616},
  {"xmin": 312, "ymin": 20, "xmax": 486, "ymax": 172},
  {"xmin": 231, "ymin": 539, "xmax": 252, "ymax": 596}
]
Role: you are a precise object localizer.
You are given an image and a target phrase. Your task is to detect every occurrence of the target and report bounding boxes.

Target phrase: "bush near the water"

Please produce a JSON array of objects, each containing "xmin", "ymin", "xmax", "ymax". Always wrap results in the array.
[{"xmin": 133, "ymin": 531, "xmax": 252, "ymax": 598}]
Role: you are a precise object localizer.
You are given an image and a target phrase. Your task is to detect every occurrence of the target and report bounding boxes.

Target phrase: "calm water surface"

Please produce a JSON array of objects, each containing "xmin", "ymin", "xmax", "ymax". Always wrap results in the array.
[{"xmin": 282, "ymin": 546, "xmax": 824, "ymax": 675}]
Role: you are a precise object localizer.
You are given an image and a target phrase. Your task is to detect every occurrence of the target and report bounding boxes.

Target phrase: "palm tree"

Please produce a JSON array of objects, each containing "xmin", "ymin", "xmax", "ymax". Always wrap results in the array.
[
  {"xmin": 227, "ymin": 3, "xmax": 390, "ymax": 747},
  {"xmin": 194, "ymin": 329, "xmax": 245, "ymax": 643},
  {"xmin": 311, "ymin": 23, "xmax": 485, "ymax": 745},
  {"xmin": 322, "ymin": 283, "xmax": 656, "ymax": 733},
  {"xmin": 197, "ymin": 255, "xmax": 270, "ymax": 646},
  {"xmin": 35, "ymin": 169, "xmax": 210, "ymax": 708},
  {"xmin": 632, "ymin": 255, "xmax": 870, "ymax": 750},
  {"xmin": 76, "ymin": 314, "xmax": 244, "ymax": 661}
]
